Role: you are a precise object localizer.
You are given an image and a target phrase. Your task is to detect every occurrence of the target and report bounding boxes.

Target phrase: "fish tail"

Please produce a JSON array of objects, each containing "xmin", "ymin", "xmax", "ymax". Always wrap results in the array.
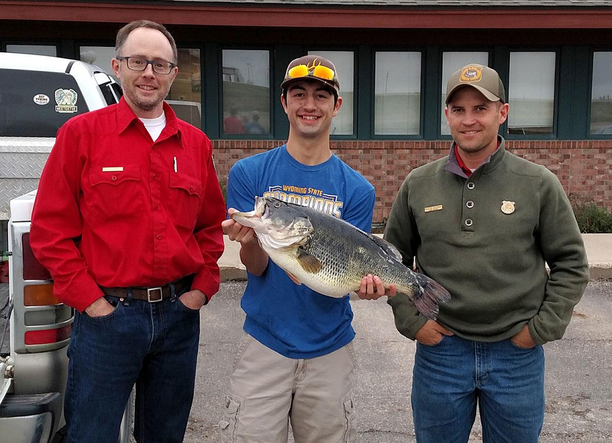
[{"xmin": 410, "ymin": 274, "xmax": 451, "ymax": 321}]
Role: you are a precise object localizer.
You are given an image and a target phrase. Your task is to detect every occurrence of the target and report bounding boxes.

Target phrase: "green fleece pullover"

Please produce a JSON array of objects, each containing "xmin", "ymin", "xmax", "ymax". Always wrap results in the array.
[{"xmin": 385, "ymin": 138, "xmax": 589, "ymax": 344}]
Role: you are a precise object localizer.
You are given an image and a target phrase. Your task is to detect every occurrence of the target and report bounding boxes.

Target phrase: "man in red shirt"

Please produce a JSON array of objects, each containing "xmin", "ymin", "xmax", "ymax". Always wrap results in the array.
[
  {"xmin": 223, "ymin": 107, "xmax": 245, "ymax": 134},
  {"xmin": 30, "ymin": 20, "xmax": 225, "ymax": 443}
]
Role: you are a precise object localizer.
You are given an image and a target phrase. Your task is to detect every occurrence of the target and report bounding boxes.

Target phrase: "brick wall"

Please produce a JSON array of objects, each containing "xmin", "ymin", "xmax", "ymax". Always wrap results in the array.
[{"xmin": 213, "ymin": 140, "xmax": 612, "ymax": 224}]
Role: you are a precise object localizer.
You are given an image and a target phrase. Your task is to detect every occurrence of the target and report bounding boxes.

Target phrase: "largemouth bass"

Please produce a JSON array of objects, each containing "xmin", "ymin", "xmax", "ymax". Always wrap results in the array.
[{"xmin": 232, "ymin": 196, "xmax": 450, "ymax": 320}]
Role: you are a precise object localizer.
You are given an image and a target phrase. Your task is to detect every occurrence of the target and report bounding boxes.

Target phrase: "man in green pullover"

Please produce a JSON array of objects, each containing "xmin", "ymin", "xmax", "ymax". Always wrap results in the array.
[{"xmin": 385, "ymin": 64, "xmax": 589, "ymax": 443}]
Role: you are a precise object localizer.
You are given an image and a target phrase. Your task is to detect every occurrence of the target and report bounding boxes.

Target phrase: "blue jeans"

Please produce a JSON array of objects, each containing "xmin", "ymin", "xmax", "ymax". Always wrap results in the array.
[
  {"xmin": 411, "ymin": 334, "xmax": 544, "ymax": 443},
  {"xmin": 65, "ymin": 291, "xmax": 200, "ymax": 443}
]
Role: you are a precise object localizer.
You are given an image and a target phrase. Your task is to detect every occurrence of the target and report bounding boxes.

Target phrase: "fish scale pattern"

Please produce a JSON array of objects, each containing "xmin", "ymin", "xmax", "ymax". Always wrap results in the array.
[{"xmin": 296, "ymin": 208, "xmax": 423, "ymax": 298}]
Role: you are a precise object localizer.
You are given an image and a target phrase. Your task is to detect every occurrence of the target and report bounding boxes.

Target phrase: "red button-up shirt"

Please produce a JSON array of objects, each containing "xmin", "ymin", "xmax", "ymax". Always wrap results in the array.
[{"xmin": 30, "ymin": 98, "xmax": 225, "ymax": 312}]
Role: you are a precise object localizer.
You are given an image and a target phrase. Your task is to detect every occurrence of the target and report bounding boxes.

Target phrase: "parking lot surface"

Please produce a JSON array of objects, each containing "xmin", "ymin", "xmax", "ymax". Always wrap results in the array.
[{"xmin": 186, "ymin": 279, "xmax": 612, "ymax": 443}]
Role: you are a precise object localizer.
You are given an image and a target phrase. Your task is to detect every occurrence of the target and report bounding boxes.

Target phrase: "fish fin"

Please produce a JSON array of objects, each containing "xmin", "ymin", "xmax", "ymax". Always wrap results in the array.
[
  {"xmin": 296, "ymin": 250, "xmax": 323, "ymax": 273},
  {"xmin": 408, "ymin": 274, "xmax": 452, "ymax": 321},
  {"xmin": 369, "ymin": 235, "xmax": 403, "ymax": 261}
]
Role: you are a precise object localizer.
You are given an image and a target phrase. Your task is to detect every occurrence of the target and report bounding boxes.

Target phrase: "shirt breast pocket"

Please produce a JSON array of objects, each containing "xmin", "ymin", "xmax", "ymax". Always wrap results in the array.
[
  {"xmin": 88, "ymin": 165, "xmax": 143, "ymax": 221},
  {"xmin": 168, "ymin": 173, "xmax": 202, "ymax": 231}
]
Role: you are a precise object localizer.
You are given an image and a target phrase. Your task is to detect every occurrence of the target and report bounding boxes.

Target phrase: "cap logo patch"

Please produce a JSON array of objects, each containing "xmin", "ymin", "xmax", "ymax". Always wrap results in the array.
[
  {"xmin": 460, "ymin": 66, "xmax": 483, "ymax": 84},
  {"xmin": 307, "ymin": 59, "xmax": 321, "ymax": 70}
]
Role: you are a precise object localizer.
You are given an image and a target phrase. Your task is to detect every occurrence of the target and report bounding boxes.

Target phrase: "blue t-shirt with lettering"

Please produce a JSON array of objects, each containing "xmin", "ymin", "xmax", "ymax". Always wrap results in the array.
[{"xmin": 227, "ymin": 145, "xmax": 375, "ymax": 358}]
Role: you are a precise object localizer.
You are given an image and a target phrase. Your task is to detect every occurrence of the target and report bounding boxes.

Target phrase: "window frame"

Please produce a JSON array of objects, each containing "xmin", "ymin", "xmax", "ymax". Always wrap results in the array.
[
  {"xmin": 76, "ymin": 42, "xmax": 116, "ymax": 76},
  {"xmin": 588, "ymin": 48, "xmax": 612, "ymax": 139},
  {"xmin": 3, "ymin": 41, "xmax": 60, "ymax": 57},
  {"xmin": 505, "ymin": 48, "xmax": 560, "ymax": 140},
  {"xmin": 219, "ymin": 46, "xmax": 274, "ymax": 140},
  {"xmin": 370, "ymin": 47, "xmax": 425, "ymax": 140}
]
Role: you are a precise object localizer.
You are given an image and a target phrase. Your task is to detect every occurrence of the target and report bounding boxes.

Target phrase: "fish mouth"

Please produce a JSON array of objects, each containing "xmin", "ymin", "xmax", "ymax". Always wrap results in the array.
[
  {"xmin": 231, "ymin": 197, "xmax": 312, "ymax": 247},
  {"xmin": 254, "ymin": 196, "xmax": 268, "ymax": 216},
  {"xmin": 231, "ymin": 197, "xmax": 269, "ymax": 229}
]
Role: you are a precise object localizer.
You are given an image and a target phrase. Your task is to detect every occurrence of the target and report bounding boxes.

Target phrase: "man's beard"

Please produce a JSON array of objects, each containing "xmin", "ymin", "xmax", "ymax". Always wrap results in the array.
[{"xmin": 121, "ymin": 81, "xmax": 168, "ymax": 112}]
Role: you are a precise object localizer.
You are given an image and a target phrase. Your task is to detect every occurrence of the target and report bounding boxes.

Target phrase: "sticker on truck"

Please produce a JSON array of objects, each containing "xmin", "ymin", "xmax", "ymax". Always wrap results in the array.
[
  {"xmin": 33, "ymin": 94, "xmax": 50, "ymax": 106},
  {"xmin": 54, "ymin": 88, "xmax": 78, "ymax": 113}
]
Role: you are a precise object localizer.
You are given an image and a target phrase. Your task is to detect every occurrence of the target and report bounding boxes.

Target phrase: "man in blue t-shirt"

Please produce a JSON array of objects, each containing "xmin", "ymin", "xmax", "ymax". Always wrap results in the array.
[{"xmin": 219, "ymin": 55, "xmax": 396, "ymax": 443}]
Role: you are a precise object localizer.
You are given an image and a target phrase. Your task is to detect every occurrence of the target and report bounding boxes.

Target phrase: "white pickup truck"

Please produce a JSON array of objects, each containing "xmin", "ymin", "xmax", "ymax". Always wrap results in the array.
[{"xmin": 0, "ymin": 53, "xmax": 131, "ymax": 443}]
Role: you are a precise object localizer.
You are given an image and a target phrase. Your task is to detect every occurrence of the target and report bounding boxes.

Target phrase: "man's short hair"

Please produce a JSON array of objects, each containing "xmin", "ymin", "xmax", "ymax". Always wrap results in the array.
[{"xmin": 115, "ymin": 20, "xmax": 178, "ymax": 64}]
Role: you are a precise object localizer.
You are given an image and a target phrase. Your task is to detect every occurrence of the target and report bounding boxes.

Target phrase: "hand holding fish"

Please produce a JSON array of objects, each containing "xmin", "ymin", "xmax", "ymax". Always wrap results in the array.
[
  {"xmin": 223, "ymin": 208, "xmax": 269, "ymax": 277},
  {"xmin": 223, "ymin": 208, "xmax": 258, "ymax": 244},
  {"xmin": 357, "ymin": 274, "xmax": 397, "ymax": 300},
  {"xmin": 415, "ymin": 320, "xmax": 454, "ymax": 346}
]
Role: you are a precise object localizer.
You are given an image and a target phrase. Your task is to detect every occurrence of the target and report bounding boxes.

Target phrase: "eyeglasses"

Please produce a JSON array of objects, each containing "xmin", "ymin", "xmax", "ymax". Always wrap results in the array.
[
  {"xmin": 117, "ymin": 56, "xmax": 176, "ymax": 75},
  {"xmin": 287, "ymin": 63, "xmax": 335, "ymax": 82}
]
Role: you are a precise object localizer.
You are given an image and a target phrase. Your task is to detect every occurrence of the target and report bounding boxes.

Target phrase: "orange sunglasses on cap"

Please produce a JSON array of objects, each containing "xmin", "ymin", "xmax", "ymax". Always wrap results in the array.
[{"xmin": 287, "ymin": 63, "xmax": 335, "ymax": 82}]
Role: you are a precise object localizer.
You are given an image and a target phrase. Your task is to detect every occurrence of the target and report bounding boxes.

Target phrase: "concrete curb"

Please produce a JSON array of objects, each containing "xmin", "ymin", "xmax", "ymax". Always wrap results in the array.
[
  {"xmin": 589, "ymin": 265, "xmax": 612, "ymax": 280},
  {"xmin": 220, "ymin": 267, "xmax": 247, "ymax": 282}
]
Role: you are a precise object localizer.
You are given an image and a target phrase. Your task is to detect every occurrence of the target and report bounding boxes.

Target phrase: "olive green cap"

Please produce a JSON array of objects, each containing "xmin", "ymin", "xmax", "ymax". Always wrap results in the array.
[{"xmin": 446, "ymin": 64, "xmax": 506, "ymax": 104}]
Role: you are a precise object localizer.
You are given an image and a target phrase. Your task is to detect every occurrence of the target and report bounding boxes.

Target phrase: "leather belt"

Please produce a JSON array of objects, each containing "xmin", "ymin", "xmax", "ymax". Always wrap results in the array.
[{"xmin": 100, "ymin": 276, "xmax": 192, "ymax": 303}]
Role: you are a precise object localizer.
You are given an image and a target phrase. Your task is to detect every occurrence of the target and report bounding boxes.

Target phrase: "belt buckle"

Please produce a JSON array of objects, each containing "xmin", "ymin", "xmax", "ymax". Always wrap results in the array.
[{"xmin": 147, "ymin": 287, "xmax": 163, "ymax": 303}]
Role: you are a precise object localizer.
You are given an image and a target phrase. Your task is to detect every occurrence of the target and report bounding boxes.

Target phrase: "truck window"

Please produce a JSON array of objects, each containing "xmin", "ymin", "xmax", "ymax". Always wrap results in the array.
[
  {"xmin": 99, "ymin": 83, "xmax": 119, "ymax": 106},
  {"xmin": 0, "ymin": 69, "xmax": 90, "ymax": 137}
]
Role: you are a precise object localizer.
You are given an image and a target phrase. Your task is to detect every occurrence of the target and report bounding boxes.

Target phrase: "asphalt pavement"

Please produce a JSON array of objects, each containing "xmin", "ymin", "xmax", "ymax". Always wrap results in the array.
[{"xmin": 187, "ymin": 279, "xmax": 612, "ymax": 443}]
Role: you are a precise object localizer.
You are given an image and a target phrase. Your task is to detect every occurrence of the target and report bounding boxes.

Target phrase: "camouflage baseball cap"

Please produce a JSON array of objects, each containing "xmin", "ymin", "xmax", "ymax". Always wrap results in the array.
[
  {"xmin": 446, "ymin": 64, "xmax": 506, "ymax": 104},
  {"xmin": 281, "ymin": 55, "xmax": 340, "ymax": 96}
]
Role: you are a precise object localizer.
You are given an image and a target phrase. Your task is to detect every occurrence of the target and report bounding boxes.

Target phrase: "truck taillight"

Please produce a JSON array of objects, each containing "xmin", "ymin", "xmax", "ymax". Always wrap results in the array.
[
  {"xmin": 25, "ymin": 325, "xmax": 72, "ymax": 345},
  {"xmin": 22, "ymin": 233, "xmax": 51, "ymax": 280},
  {"xmin": 24, "ymin": 283, "xmax": 59, "ymax": 306}
]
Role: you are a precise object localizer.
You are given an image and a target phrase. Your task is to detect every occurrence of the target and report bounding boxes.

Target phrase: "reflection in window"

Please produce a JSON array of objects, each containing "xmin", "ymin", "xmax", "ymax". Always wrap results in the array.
[
  {"xmin": 508, "ymin": 52, "xmax": 556, "ymax": 135},
  {"xmin": 80, "ymin": 46, "xmax": 116, "ymax": 78},
  {"xmin": 441, "ymin": 52, "xmax": 488, "ymax": 135},
  {"xmin": 222, "ymin": 49, "xmax": 270, "ymax": 135},
  {"xmin": 374, "ymin": 52, "xmax": 421, "ymax": 135},
  {"xmin": 168, "ymin": 49, "xmax": 202, "ymax": 128},
  {"xmin": 6, "ymin": 44, "xmax": 57, "ymax": 57},
  {"xmin": 309, "ymin": 50, "xmax": 354, "ymax": 136},
  {"xmin": 591, "ymin": 52, "xmax": 612, "ymax": 135}
]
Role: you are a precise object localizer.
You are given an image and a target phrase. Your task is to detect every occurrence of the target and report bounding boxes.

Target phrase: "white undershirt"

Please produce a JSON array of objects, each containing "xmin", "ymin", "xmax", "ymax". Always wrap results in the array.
[{"xmin": 140, "ymin": 112, "xmax": 167, "ymax": 142}]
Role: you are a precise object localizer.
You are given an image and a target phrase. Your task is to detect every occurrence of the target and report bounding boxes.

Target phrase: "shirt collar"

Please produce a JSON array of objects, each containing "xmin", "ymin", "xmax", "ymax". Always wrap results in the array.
[
  {"xmin": 116, "ymin": 97, "xmax": 182, "ymax": 143},
  {"xmin": 454, "ymin": 145, "xmax": 474, "ymax": 177},
  {"xmin": 445, "ymin": 136, "xmax": 505, "ymax": 178}
]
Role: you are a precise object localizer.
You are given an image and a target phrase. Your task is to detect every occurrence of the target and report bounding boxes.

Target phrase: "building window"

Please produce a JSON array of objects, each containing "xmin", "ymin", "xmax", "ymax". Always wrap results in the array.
[
  {"xmin": 80, "ymin": 46, "xmax": 115, "ymax": 77},
  {"xmin": 374, "ymin": 51, "xmax": 421, "ymax": 136},
  {"xmin": 6, "ymin": 44, "xmax": 57, "ymax": 57},
  {"xmin": 222, "ymin": 49, "xmax": 270, "ymax": 136},
  {"xmin": 508, "ymin": 52, "xmax": 556, "ymax": 135},
  {"xmin": 441, "ymin": 52, "xmax": 489, "ymax": 135},
  {"xmin": 309, "ymin": 50, "xmax": 354, "ymax": 136},
  {"xmin": 591, "ymin": 51, "xmax": 612, "ymax": 136},
  {"xmin": 168, "ymin": 49, "xmax": 202, "ymax": 128}
]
